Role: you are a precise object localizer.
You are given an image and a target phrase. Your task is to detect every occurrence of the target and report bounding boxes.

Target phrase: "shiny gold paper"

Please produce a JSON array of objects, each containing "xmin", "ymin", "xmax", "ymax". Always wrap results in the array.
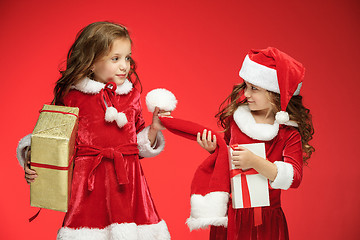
[{"xmin": 30, "ymin": 105, "xmax": 79, "ymax": 212}]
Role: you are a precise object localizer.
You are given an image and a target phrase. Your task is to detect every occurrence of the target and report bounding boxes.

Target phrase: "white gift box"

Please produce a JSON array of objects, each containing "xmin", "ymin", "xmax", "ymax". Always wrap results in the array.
[{"xmin": 229, "ymin": 143, "xmax": 270, "ymax": 209}]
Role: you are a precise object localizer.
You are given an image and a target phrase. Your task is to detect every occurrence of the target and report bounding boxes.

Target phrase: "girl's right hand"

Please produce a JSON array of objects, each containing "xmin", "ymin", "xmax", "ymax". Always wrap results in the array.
[
  {"xmin": 24, "ymin": 148, "xmax": 37, "ymax": 184},
  {"xmin": 197, "ymin": 129, "xmax": 217, "ymax": 154}
]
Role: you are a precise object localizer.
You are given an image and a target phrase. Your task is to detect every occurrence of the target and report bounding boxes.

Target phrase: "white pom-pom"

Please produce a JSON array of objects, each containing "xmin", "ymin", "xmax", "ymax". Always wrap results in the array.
[
  {"xmin": 115, "ymin": 112, "xmax": 128, "ymax": 128},
  {"xmin": 146, "ymin": 88, "xmax": 177, "ymax": 113},
  {"xmin": 105, "ymin": 107, "xmax": 118, "ymax": 122},
  {"xmin": 275, "ymin": 111, "xmax": 290, "ymax": 124}
]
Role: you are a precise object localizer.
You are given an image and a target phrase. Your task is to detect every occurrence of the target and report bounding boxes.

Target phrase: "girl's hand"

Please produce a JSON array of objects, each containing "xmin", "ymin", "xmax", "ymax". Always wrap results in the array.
[
  {"xmin": 231, "ymin": 146, "xmax": 258, "ymax": 170},
  {"xmin": 148, "ymin": 107, "xmax": 172, "ymax": 146},
  {"xmin": 24, "ymin": 148, "xmax": 37, "ymax": 184},
  {"xmin": 197, "ymin": 129, "xmax": 217, "ymax": 154},
  {"xmin": 150, "ymin": 107, "xmax": 172, "ymax": 132}
]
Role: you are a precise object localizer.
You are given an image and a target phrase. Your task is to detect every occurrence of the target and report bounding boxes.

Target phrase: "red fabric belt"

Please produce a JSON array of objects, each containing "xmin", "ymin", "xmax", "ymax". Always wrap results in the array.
[
  {"xmin": 230, "ymin": 168, "xmax": 262, "ymax": 226},
  {"xmin": 76, "ymin": 143, "xmax": 139, "ymax": 191}
]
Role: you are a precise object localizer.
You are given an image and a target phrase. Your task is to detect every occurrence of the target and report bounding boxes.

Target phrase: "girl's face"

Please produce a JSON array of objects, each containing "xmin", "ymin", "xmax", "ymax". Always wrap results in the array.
[
  {"xmin": 244, "ymin": 81, "xmax": 273, "ymax": 113},
  {"xmin": 92, "ymin": 38, "xmax": 132, "ymax": 85}
]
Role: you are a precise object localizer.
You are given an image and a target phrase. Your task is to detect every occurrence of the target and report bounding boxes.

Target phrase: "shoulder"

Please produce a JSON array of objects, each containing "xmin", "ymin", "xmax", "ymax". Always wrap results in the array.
[
  {"xmin": 125, "ymin": 86, "xmax": 141, "ymax": 103},
  {"xmin": 63, "ymin": 89, "xmax": 89, "ymax": 106},
  {"xmin": 279, "ymin": 125, "xmax": 301, "ymax": 143}
]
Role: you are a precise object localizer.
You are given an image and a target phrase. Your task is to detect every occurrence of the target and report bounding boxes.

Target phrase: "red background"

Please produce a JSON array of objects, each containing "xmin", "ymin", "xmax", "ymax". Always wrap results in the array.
[{"xmin": 1, "ymin": 0, "xmax": 359, "ymax": 239}]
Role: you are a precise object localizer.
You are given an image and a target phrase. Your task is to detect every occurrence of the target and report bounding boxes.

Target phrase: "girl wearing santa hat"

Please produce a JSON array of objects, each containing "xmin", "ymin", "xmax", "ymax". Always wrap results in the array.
[
  {"xmin": 195, "ymin": 47, "xmax": 315, "ymax": 239},
  {"xmin": 16, "ymin": 21, "xmax": 174, "ymax": 240}
]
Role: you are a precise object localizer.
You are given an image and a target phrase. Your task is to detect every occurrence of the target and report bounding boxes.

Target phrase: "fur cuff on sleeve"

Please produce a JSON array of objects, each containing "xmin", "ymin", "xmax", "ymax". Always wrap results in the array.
[
  {"xmin": 270, "ymin": 161, "xmax": 294, "ymax": 190},
  {"xmin": 186, "ymin": 192, "xmax": 229, "ymax": 231},
  {"xmin": 137, "ymin": 126, "xmax": 165, "ymax": 158},
  {"xmin": 16, "ymin": 134, "xmax": 32, "ymax": 168}
]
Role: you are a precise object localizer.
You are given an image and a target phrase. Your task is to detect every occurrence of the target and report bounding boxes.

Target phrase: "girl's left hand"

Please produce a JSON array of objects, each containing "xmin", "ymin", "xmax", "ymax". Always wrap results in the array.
[
  {"xmin": 150, "ymin": 107, "xmax": 172, "ymax": 131},
  {"xmin": 231, "ymin": 146, "xmax": 258, "ymax": 170}
]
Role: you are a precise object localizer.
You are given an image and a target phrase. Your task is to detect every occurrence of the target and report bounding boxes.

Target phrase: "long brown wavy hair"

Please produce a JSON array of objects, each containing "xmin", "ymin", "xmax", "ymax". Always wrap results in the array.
[
  {"xmin": 216, "ymin": 82, "xmax": 315, "ymax": 164},
  {"xmin": 52, "ymin": 21, "xmax": 141, "ymax": 105}
]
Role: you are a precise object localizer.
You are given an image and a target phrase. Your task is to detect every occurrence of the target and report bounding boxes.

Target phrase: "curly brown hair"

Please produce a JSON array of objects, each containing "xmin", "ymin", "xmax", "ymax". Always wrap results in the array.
[
  {"xmin": 52, "ymin": 21, "xmax": 141, "ymax": 105},
  {"xmin": 216, "ymin": 82, "xmax": 315, "ymax": 164}
]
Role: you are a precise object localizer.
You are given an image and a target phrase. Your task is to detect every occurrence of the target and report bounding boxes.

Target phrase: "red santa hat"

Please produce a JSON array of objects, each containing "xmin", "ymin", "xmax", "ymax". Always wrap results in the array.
[
  {"xmin": 239, "ymin": 47, "xmax": 305, "ymax": 124},
  {"xmin": 159, "ymin": 117, "xmax": 230, "ymax": 230},
  {"xmin": 145, "ymin": 89, "xmax": 230, "ymax": 230}
]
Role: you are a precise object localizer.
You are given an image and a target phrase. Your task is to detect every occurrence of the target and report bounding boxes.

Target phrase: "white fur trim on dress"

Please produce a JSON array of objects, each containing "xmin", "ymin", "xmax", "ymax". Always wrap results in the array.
[
  {"xmin": 270, "ymin": 161, "xmax": 294, "ymax": 190},
  {"xmin": 16, "ymin": 134, "xmax": 32, "ymax": 168},
  {"xmin": 233, "ymin": 105, "xmax": 279, "ymax": 141},
  {"xmin": 137, "ymin": 126, "xmax": 165, "ymax": 158},
  {"xmin": 186, "ymin": 192, "xmax": 229, "ymax": 231},
  {"xmin": 72, "ymin": 78, "xmax": 133, "ymax": 95},
  {"xmin": 233, "ymin": 105, "xmax": 298, "ymax": 141},
  {"xmin": 57, "ymin": 220, "xmax": 170, "ymax": 240},
  {"xmin": 145, "ymin": 89, "xmax": 177, "ymax": 113},
  {"xmin": 239, "ymin": 55, "xmax": 302, "ymax": 95}
]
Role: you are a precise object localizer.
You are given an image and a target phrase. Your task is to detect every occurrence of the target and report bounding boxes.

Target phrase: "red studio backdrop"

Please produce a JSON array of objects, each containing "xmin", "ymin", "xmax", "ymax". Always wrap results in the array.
[{"xmin": 1, "ymin": 0, "xmax": 359, "ymax": 239}]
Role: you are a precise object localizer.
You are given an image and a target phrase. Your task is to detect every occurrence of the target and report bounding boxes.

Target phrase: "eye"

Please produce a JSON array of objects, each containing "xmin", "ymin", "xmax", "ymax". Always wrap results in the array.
[
  {"xmin": 111, "ymin": 57, "xmax": 119, "ymax": 61},
  {"xmin": 251, "ymin": 86, "xmax": 258, "ymax": 90},
  {"xmin": 125, "ymin": 56, "xmax": 131, "ymax": 61}
]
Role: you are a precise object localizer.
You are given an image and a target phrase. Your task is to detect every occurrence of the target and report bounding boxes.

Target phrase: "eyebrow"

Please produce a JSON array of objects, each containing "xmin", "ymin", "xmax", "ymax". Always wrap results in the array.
[{"xmin": 112, "ymin": 52, "xmax": 132, "ymax": 56}]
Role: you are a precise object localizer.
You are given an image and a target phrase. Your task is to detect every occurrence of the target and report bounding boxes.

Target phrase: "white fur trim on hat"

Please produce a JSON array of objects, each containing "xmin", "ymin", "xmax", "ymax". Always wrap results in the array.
[
  {"xmin": 57, "ymin": 220, "xmax": 170, "ymax": 240},
  {"xmin": 16, "ymin": 134, "xmax": 32, "ymax": 168},
  {"xmin": 270, "ymin": 161, "xmax": 294, "ymax": 190},
  {"xmin": 72, "ymin": 78, "xmax": 133, "ymax": 95},
  {"xmin": 240, "ymin": 55, "xmax": 279, "ymax": 93},
  {"xmin": 137, "ymin": 126, "xmax": 165, "ymax": 158},
  {"xmin": 239, "ymin": 55, "xmax": 302, "ymax": 95},
  {"xmin": 146, "ymin": 89, "xmax": 177, "ymax": 113},
  {"xmin": 275, "ymin": 111, "xmax": 290, "ymax": 125},
  {"xmin": 186, "ymin": 192, "xmax": 229, "ymax": 231}
]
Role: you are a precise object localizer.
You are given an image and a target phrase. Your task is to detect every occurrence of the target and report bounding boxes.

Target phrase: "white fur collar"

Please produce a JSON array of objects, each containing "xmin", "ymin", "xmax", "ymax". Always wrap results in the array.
[
  {"xmin": 72, "ymin": 77, "xmax": 133, "ymax": 95},
  {"xmin": 233, "ymin": 105, "xmax": 298, "ymax": 141}
]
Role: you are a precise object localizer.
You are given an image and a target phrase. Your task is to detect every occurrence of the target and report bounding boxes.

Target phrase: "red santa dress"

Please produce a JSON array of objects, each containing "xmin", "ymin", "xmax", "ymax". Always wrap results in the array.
[
  {"xmin": 17, "ymin": 78, "xmax": 170, "ymax": 240},
  {"xmin": 209, "ymin": 105, "xmax": 303, "ymax": 240}
]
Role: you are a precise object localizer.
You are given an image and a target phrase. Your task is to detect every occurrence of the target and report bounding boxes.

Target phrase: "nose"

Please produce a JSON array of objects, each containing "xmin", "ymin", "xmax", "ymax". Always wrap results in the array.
[
  {"xmin": 119, "ymin": 59, "xmax": 127, "ymax": 71},
  {"xmin": 244, "ymin": 87, "xmax": 251, "ymax": 98}
]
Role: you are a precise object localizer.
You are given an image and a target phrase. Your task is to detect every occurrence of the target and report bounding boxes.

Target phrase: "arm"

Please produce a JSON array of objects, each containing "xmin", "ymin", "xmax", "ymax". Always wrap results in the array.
[
  {"xmin": 232, "ymin": 130, "xmax": 303, "ymax": 189},
  {"xmin": 271, "ymin": 131, "xmax": 303, "ymax": 189},
  {"xmin": 16, "ymin": 134, "xmax": 38, "ymax": 184},
  {"xmin": 136, "ymin": 107, "xmax": 169, "ymax": 158},
  {"xmin": 231, "ymin": 147, "xmax": 277, "ymax": 181}
]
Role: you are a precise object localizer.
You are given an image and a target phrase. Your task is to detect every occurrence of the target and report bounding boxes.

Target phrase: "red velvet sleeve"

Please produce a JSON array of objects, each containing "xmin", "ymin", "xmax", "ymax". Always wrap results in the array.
[
  {"xmin": 282, "ymin": 129, "xmax": 303, "ymax": 189},
  {"xmin": 135, "ymin": 98, "xmax": 146, "ymax": 134}
]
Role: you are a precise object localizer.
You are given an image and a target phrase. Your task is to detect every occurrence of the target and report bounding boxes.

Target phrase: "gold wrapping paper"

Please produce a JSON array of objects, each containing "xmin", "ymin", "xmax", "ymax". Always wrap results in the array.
[{"xmin": 30, "ymin": 105, "xmax": 79, "ymax": 212}]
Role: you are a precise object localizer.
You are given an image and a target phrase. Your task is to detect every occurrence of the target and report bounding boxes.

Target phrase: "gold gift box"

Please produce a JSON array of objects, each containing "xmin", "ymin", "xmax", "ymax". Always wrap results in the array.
[{"xmin": 30, "ymin": 104, "xmax": 79, "ymax": 212}]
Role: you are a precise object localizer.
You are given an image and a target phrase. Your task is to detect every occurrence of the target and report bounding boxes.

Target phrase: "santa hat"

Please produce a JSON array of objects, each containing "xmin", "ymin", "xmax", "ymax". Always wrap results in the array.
[
  {"xmin": 159, "ymin": 117, "xmax": 230, "ymax": 230},
  {"xmin": 239, "ymin": 47, "xmax": 305, "ymax": 125},
  {"xmin": 145, "ymin": 89, "xmax": 229, "ymax": 230}
]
